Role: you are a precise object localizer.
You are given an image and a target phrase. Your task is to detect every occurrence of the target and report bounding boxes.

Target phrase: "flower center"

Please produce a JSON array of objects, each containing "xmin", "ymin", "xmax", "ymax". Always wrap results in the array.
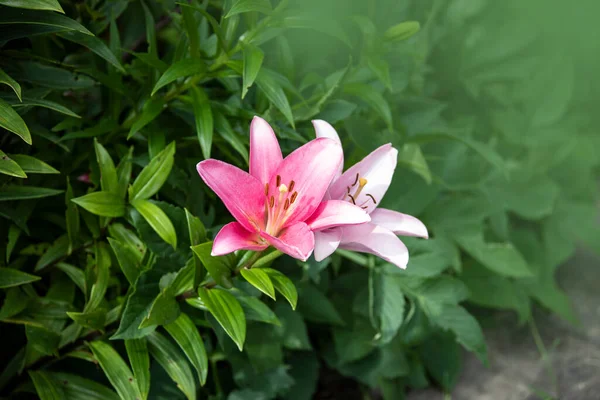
[
  {"xmin": 345, "ymin": 173, "xmax": 377, "ymax": 209},
  {"xmin": 264, "ymin": 175, "xmax": 298, "ymax": 235}
]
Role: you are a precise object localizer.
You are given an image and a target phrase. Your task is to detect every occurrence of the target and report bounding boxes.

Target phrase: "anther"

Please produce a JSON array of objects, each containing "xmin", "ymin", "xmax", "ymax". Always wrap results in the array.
[
  {"xmin": 264, "ymin": 183, "xmax": 269, "ymax": 196},
  {"xmin": 362, "ymin": 206, "xmax": 368, "ymax": 209},
  {"xmin": 348, "ymin": 194, "xmax": 356, "ymax": 204},
  {"xmin": 290, "ymin": 191, "xmax": 298, "ymax": 204},
  {"xmin": 352, "ymin": 173, "xmax": 359, "ymax": 186},
  {"xmin": 288, "ymin": 180, "xmax": 295, "ymax": 192},
  {"xmin": 359, "ymin": 178, "xmax": 368, "ymax": 188},
  {"xmin": 284, "ymin": 199, "xmax": 290, "ymax": 210},
  {"xmin": 276, "ymin": 175, "xmax": 281, "ymax": 186},
  {"xmin": 269, "ymin": 196, "xmax": 275, "ymax": 208},
  {"xmin": 347, "ymin": 186, "xmax": 351, "ymax": 193},
  {"xmin": 366, "ymin": 194, "xmax": 377, "ymax": 204}
]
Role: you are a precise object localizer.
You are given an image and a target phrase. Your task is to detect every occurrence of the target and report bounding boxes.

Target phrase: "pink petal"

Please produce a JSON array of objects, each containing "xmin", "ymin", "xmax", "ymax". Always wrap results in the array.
[
  {"xmin": 212, "ymin": 222, "xmax": 268, "ymax": 256},
  {"xmin": 340, "ymin": 223, "xmax": 409, "ymax": 269},
  {"xmin": 314, "ymin": 228, "xmax": 342, "ymax": 261},
  {"xmin": 268, "ymin": 137, "xmax": 343, "ymax": 229},
  {"xmin": 370, "ymin": 208, "xmax": 428, "ymax": 238},
  {"xmin": 197, "ymin": 160, "xmax": 265, "ymax": 232},
  {"xmin": 329, "ymin": 144, "xmax": 398, "ymax": 214},
  {"xmin": 312, "ymin": 119, "xmax": 343, "ymax": 179},
  {"xmin": 260, "ymin": 222, "xmax": 315, "ymax": 261},
  {"xmin": 249, "ymin": 116, "xmax": 283, "ymax": 184},
  {"xmin": 305, "ymin": 200, "xmax": 371, "ymax": 231}
]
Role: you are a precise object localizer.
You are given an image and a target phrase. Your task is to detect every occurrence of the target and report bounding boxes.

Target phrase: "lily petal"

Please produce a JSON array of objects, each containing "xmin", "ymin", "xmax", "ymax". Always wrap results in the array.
[
  {"xmin": 197, "ymin": 160, "xmax": 265, "ymax": 232},
  {"xmin": 314, "ymin": 228, "xmax": 342, "ymax": 261},
  {"xmin": 249, "ymin": 116, "xmax": 283, "ymax": 184},
  {"xmin": 329, "ymin": 144, "xmax": 397, "ymax": 214},
  {"xmin": 305, "ymin": 200, "xmax": 371, "ymax": 231},
  {"xmin": 312, "ymin": 119, "xmax": 343, "ymax": 178},
  {"xmin": 340, "ymin": 223, "xmax": 409, "ymax": 269},
  {"xmin": 370, "ymin": 208, "xmax": 429, "ymax": 238},
  {"xmin": 269, "ymin": 137, "xmax": 343, "ymax": 228},
  {"xmin": 212, "ymin": 222, "xmax": 268, "ymax": 256},
  {"xmin": 260, "ymin": 222, "xmax": 315, "ymax": 261}
]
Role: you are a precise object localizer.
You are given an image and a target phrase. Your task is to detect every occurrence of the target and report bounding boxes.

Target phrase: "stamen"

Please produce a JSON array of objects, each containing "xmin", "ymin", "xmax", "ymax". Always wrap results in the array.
[
  {"xmin": 290, "ymin": 191, "xmax": 298, "ymax": 204},
  {"xmin": 348, "ymin": 194, "xmax": 356, "ymax": 204},
  {"xmin": 359, "ymin": 178, "xmax": 368, "ymax": 187},
  {"xmin": 289, "ymin": 180, "xmax": 295, "ymax": 192},
  {"xmin": 353, "ymin": 177, "xmax": 368, "ymax": 199},
  {"xmin": 284, "ymin": 199, "xmax": 290, "ymax": 210},
  {"xmin": 366, "ymin": 194, "xmax": 377, "ymax": 204},
  {"xmin": 264, "ymin": 183, "xmax": 269, "ymax": 196},
  {"xmin": 276, "ymin": 175, "xmax": 281, "ymax": 186},
  {"xmin": 278, "ymin": 184, "xmax": 288, "ymax": 193},
  {"xmin": 269, "ymin": 196, "xmax": 275, "ymax": 208},
  {"xmin": 352, "ymin": 173, "xmax": 359, "ymax": 187}
]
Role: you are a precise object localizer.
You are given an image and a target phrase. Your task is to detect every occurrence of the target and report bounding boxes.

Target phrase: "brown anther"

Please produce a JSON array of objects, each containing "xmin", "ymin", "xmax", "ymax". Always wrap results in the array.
[
  {"xmin": 362, "ymin": 206, "xmax": 368, "ymax": 209},
  {"xmin": 348, "ymin": 194, "xmax": 356, "ymax": 204},
  {"xmin": 289, "ymin": 180, "xmax": 295, "ymax": 192},
  {"xmin": 366, "ymin": 194, "xmax": 377, "ymax": 204},
  {"xmin": 264, "ymin": 183, "xmax": 269, "ymax": 196},
  {"xmin": 352, "ymin": 173, "xmax": 359, "ymax": 186},
  {"xmin": 290, "ymin": 191, "xmax": 298, "ymax": 204},
  {"xmin": 276, "ymin": 175, "xmax": 281, "ymax": 186},
  {"xmin": 347, "ymin": 186, "xmax": 351, "ymax": 193},
  {"xmin": 269, "ymin": 196, "xmax": 275, "ymax": 208},
  {"xmin": 284, "ymin": 199, "xmax": 290, "ymax": 210}
]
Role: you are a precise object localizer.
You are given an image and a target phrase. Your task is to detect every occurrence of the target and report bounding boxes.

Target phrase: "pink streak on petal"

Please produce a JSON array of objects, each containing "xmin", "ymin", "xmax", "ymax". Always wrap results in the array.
[
  {"xmin": 340, "ymin": 223, "xmax": 409, "ymax": 269},
  {"xmin": 197, "ymin": 160, "xmax": 266, "ymax": 232},
  {"xmin": 305, "ymin": 200, "xmax": 371, "ymax": 231},
  {"xmin": 212, "ymin": 222, "xmax": 268, "ymax": 256},
  {"xmin": 249, "ymin": 116, "xmax": 283, "ymax": 184},
  {"xmin": 260, "ymin": 222, "xmax": 315, "ymax": 261},
  {"xmin": 269, "ymin": 137, "xmax": 343, "ymax": 229},
  {"xmin": 329, "ymin": 144, "xmax": 398, "ymax": 214},
  {"xmin": 314, "ymin": 228, "xmax": 342, "ymax": 262},
  {"xmin": 312, "ymin": 119, "xmax": 343, "ymax": 179},
  {"xmin": 370, "ymin": 208, "xmax": 429, "ymax": 238}
]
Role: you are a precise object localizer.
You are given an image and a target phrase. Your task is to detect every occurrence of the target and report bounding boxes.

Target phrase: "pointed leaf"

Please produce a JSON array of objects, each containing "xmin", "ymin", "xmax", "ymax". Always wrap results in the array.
[
  {"xmin": 129, "ymin": 142, "xmax": 175, "ymax": 200},
  {"xmin": 197, "ymin": 287, "xmax": 246, "ymax": 351},
  {"xmin": 262, "ymin": 268, "xmax": 298, "ymax": 310},
  {"xmin": 0, "ymin": 267, "xmax": 40, "ymax": 288},
  {"xmin": 226, "ymin": 0, "xmax": 272, "ymax": 18},
  {"xmin": 131, "ymin": 199, "xmax": 177, "ymax": 249},
  {"xmin": 242, "ymin": 44, "xmax": 264, "ymax": 99},
  {"xmin": 0, "ymin": 0, "xmax": 64, "ymax": 13},
  {"xmin": 108, "ymin": 238, "xmax": 141, "ymax": 286},
  {"xmin": 47, "ymin": 372, "xmax": 119, "ymax": 400},
  {"xmin": 11, "ymin": 98, "xmax": 80, "ymax": 118},
  {"xmin": 0, "ymin": 150, "xmax": 26, "ymax": 178},
  {"xmin": 383, "ymin": 21, "xmax": 420, "ymax": 42},
  {"xmin": 66, "ymin": 309, "xmax": 107, "ymax": 330},
  {"xmin": 152, "ymin": 58, "xmax": 205, "ymax": 96},
  {"xmin": 0, "ymin": 7, "xmax": 92, "ymax": 41},
  {"xmin": 58, "ymin": 30, "xmax": 125, "ymax": 73},
  {"xmin": 89, "ymin": 341, "xmax": 141, "ymax": 400},
  {"xmin": 191, "ymin": 86, "xmax": 213, "ymax": 160},
  {"xmin": 125, "ymin": 339, "xmax": 150, "ymax": 400},
  {"xmin": 0, "ymin": 98, "xmax": 31, "ymax": 144},
  {"xmin": 191, "ymin": 242, "xmax": 234, "ymax": 288},
  {"xmin": 344, "ymin": 83, "xmax": 392, "ymax": 130},
  {"xmin": 94, "ymin": 139, "xmax": 119, "ymax": 194},
  {"xmin": 10, "ymin": 154, "xmax": 59, "ymax": 174},
  {"xmin": 256, "ymin": 68, "xmax": 295, "ymax": 128},
  {"xmin": 240, "ymin": 268, "xmax": 275, "ymax": 300},
  {"xmin": 84, "ymin": 243, "xmax": 111, "ymax": 312},
  {"xmin": 0, "ymin": 67, "xmax": 22, "ymax": 101},
  {"xmin": 165, "ymin": 313, "xmax": 209, "ymax": 386},
  {"xmin": 128, "ymin": 97, "xmax": 166, "ymax": 138},
  {"xmin": 29, "ymin": 371, "xmax": 65, "ymax": 400},
  {"xmin": 71, "ymin": 191, "xmax": 125, "ymax": 217}
]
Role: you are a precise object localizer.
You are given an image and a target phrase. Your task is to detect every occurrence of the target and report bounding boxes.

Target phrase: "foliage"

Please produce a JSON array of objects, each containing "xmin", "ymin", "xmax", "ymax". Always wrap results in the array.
[{"xmin": 0, "ymin": 0, "xmax": 598, "ymax": 399}]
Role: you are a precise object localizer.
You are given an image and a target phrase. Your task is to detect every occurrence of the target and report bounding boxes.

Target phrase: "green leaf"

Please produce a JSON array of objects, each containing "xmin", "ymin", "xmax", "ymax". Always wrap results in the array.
[
  {"xmin": 0, "ymin": 6, "xmax": 92, "ymax": 41},
  {"xmin": 129, "ymin": 141, "xmax": 175, "ymax": 200},
  {"xmin": 181, "ymin": 5, "xmax": 199, "ymax": 56},
  {"xmin": 275, "ymin": 303, "xmax": 311, "ymax": 350},
  {"xmin": 236, "ymin": 294, "xmax": 280, "ymax": 325},
  {"xmin": 241, "ymin": 268, "xmax": 276, "ymax": 300},
  {"xmin": 0, "ymin": 267, "xmax": 40, "ymax": 288},
  {"xmin": 185, "ymin": 209, "xmax": 206, "ymax": 247},
  {"xmin": 116, "ymin": 147, "xmax": 133, "ymax": 200},
  {"xmin": 125, "ymin": 339, "xmax": 150, "ymax": 400},
  {"xmin": 26, "ymin": 325, "xmax": 60, "ymax": 357},
  {"xmin": 255, "ymin": 68, "xmax": 295, "ymax": 128},
  {"xmin": 373, "ymin": 271, "xmax": 406, "ymax": 344},
  {"xmin": 6, "ymin": 224, "xmax": 21, "ymax": 262},
  {"xmin": 0, "ymin": 98, "xmax": 31, "ymax": 144},
  {"xmin": 0, "ymin": 0, "xmax": 64, "ymax": 13},
  {"xmin": 35, "ymin": 235, "xmax": 69, "ymax": 271},
  {"xmin": 11, "ymin": 97, "xmax": 81, "ymax": 118},
  {"xmin": 94, "ymin": 139, "xmax": 119, "ymax": 194},
  {"xmin": 152, "ymin": 59, "xmax": 205, "ymax": 96},
  {"xmin": 89, "ymin": 341, "xmax": 141, "ymax": 400},
  {"xmin": 368, "ymin": 57, "xmax": 392, "ymax": 91},
  {"xmin": 344, "ymin": 83, "xmax": 392, "ymax": 130},
  {"xmin": 191, "ymin": 86, "xmax": 213, "ymax": 160},
  {"xmin": 0, "ymin": 67, "xmax": 22, "ymax": 101},
  {"xmin": 128, "ymin": 97, "xmax": 166, "ymax": 138},
  {"xmin": 58, "ymin": 30, "xmax": 125, "ymax": 73},
  {"xmin": 197, "ymin": 287, "xmax": 246, "ymax": 351},
  {"xmin": 263, "ymin": 268, "xmax": 298, "ymax": 310},
  {"xmin": 226, "ymin": 0, "xmax": 272, "ymax": 18},
  {"xmin": 15, "ymin": 62, "xmax": 94, "ymax": 90},
  {"xmin": 108, "ymin": 238, "xmax": 141, "ymax": 286},
  {"xmin": 383, "ymin": 21, "xmax": 420, "ymax": 42},
  {"xmin": 108, "ymin": 223, "xmax": 146, "ymax": 263},
  {"xmin": 84, "ymin": 243, "xmax": 111, "ymax": 312},
  {"xmin": 0, "ymin": 150, "xmax": 26, "ymax": 178},
  {"xmin": 66, "ymin": 309, "xmax": 107, "ymax": 330},
  {"xmin": 56, "ymin": 262, "xmax": 85, "ymax": 293},
  {"xmin": 29, "ymin": 371, "xmax": 65, "ymax": 400},
  {"xmin": 214, "ymin": 112, "xmax": 249, "ymax": 164},
  {"xmin": 46, "ymin": 372, "xmax": 119, "ymax": 400},
  {"xmin": 242, "ymin": 44, "xmax": 264, "ymax": 99},
  {"xmin": 397, "ymin": 143, "xmax": 432, "ymax": 184},
  {"xmin": 71, "ymin": 191, "xmax": 125, "ymax": 217},
  {"xmin": 139, "ymin": 289, "xmax": 180, "ymax": 328},
  {"xmin": 131, "ymin": 199, "xmax": 177, "ymax": 249},
  {"xmin": 297, "ymin": 283, "xmax": 343, "ymax": 325},
  {"xmin": 454, "ymin": 230, "xmax": 533, "ymax": 278},
  {"xmin": 59, "ymin": 119, "xmax": 118, "ymax": 141},
  {"xmin": 165, "ymin": 313, "xmax": 209, "ymax": 386},
  {"xmin": 10, "ymin": 154, "xmax": 59, "ymax": 174},
  {"xmin": 419, "ymin": 332, "xmax": 461, "ymax": 391},
  {"xmin": 147, "ymin": 331, "xmax": 197, "ymax": 400},
  {"xmin": 191, "ymin": 242, "xmax": 235, "ymax": 288}
]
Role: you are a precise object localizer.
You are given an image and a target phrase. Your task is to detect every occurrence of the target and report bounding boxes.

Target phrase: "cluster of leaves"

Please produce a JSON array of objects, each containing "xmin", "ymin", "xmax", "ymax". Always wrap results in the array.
[{"xmin": 0, "ymin": 0, "xmax": 598, "ymax": 399}]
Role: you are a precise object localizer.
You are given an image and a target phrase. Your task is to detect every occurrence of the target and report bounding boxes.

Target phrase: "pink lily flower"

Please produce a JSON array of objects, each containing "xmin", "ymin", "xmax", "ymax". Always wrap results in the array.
[
  {"xmin": 196, "ymin": 117, "xmax": 370, "ymax": 261},
  {"xmin": 311, "ymin": 120, "xmax": 429, "ymax": 269}
]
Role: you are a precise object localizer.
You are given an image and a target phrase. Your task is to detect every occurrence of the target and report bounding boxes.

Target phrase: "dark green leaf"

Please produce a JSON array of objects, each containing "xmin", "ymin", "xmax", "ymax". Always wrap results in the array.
[
  {"xmin": 56, "ymin": 262, "xmax": 85, "ymax": 293},
  {"xmin": 29, "ymin": 371, "xmax": 65, "ymax": 400},
  {"xmin": 58, "ymin": 30, "xmax": 125, "ymax": 72},
  {"xmin": 6, "ymin": 224, "xmax": 21, "ymax": 262},
  {"xmin": 11, "ymin": 97, "xmax": 81, "ymax": 118},
  {"xmin": 84, "ymin": 243, "xmax": 111, "ymax": 312},
  {"xmin": 152, "ymin": 59, "xmax": 205, "ymax": 96},
  {"xmin": 297, "ymin": 283, "xmax": 343, "ymax": 325},
  {"xmin": 125, "ymin": 339, "xmax": 150, "ymax": 400},
  {"xmin": 129, "ymin": 141, "xmax": 175, "ymax": 200},
  {"xmin": 419, "ymin": 332, "xmax": 461, "ymax": 391},
  {"xmin": 242, "ymin": 44, "xmax": 264, "ymax": 99},
  {"xmin": 275, "ymin": 303, "xmax": 311, "ymax": 350},
  {"xmin": 240, "ymin": 268, "xmax": 275, "ymax": 300},
  {"xmin": 165, "ymin": 313, "xmax": 209, "ymax": 386},
  {"xmin": 0, "ymin": 0, "xmax": 64, "ymax": 13},
  {"xmin": 47, "ymin": 372, "xmax": 119, "ymax": 400},
  {"xmin": 0, "ymin": 98, "xmax": 31, "ymax": 144},
  {"xmin": 35, "ymin": 235, "xmax": 69, "ymax": 271},
  {"xmin": 191, "ymin": 242, "xmax": 234, "ymax": 288},
  {"xmin": 226, "ymin": 0, "xmax": 272, "ymax": 18},
  {"xmin": 373, "ymin": 272, "xmax": 406, "ymax": 344},
  {"xmin": 127, "ymin": 97, "xmax": 166, "ymax": 138},
  {"xmin": 66, "ymin": 309, "xmax": 107, "ymax": 330},
  {"xmin": 94, "ymin": 139, "xmax": 119, "ymax": 194},
  {"xmin": 191, "ymin": 86, "xmax": 213, "ymax": 160},
  {"xmin": 89, "ymin": 341, "xmax": 141, "ymax": 400},
  {"xmin": 0, "ymin": 150, "xmax": 26, "ymax": 178},
  {"xmin": 108, "ymin": 238, "xmax": 141, "ymax": 286},
  {"xmin": 10, "ymin": 154, "xmax": 59, "ymax": 174},
  {"xmin": 131, "ymin": 199, "xmax": 178, "ymax": 249},
  {"xmin": 237, "ymin": 294, "xmax": 280, "ymax": 325},
  {"xmin": 197, "ymin": 287, "xmax": 246, "ymax": 351},
  {"xmin": 16, "ymin": 62, "xmax": 95, "ymax": 89},
  {"xmin": 0, "ymin": 6, "xmax": 91, "ymax": 41},
  {"xmin": 263, "ymin": 268, "xmax": 298, "ymax": 310},
  {"xmin": 139, "ymin": 289, "xmax": 180, "ymax": 328},
  {"xmin": 0, "ymin": 267, "xmax": 40, "ymax": 288},
  {"xmin": 71, "ymin": 191, "xmax": 125, "ymax": 217},
  {"xmin": 344, "ymin": 83, "xmax": 392, "ymax": 130},
  {"xmin": 0, "ymin": 67, "xmax": 22, "ymax": 101},
  {"xmin": 255, "ymin": 68, "xmax": 295, "ymax": 127}
]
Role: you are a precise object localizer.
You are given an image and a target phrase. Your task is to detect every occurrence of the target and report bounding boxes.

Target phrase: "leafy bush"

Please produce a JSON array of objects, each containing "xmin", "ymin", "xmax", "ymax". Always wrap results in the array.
[{"xmin": 0, "ymin": 0, "xmax": 598, "ymax": 399}]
